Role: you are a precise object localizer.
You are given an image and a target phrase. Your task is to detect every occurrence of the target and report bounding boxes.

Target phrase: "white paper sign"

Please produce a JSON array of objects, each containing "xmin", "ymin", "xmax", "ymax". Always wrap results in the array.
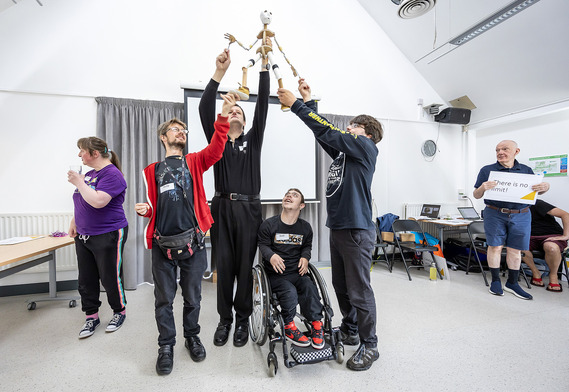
[{"xmin": 485, "ymin": 172, "xmax": 544, "ymax": 205}]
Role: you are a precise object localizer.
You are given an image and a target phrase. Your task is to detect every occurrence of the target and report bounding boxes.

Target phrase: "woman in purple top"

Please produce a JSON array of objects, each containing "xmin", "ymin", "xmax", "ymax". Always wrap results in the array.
[{"xmin": 68, "ymin": 137, "xmax": 128, "ymax": 339}]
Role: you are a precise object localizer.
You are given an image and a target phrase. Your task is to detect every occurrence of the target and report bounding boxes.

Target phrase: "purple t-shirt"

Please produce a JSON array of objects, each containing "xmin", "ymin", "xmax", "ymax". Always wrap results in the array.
[{"xmin": 73, "ymin": 164, "xmax": 128, "ymax": 236}]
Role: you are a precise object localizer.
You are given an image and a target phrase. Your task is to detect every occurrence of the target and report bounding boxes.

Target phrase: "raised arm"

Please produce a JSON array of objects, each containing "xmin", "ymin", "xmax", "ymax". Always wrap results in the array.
[
  {"xmin": 199, "ymin": 49, "xmax": 231, "ymax": 142},
  {"xmin": 194, "ymin": 93, "xmax": 237, "ymax": 170},
  {"xmin": 247, "ymin": 66, "xmax": 270, "ymax": 149}
]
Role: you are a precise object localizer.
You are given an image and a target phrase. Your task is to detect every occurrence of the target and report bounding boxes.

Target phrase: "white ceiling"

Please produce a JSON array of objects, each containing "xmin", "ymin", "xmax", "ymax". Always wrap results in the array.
[{"xmin": 357, "ymin": 0, "xmax": 569, "ymax": 123}]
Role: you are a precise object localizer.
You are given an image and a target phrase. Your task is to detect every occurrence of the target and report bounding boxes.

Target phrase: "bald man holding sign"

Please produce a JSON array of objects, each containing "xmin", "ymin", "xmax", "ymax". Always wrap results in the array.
[{"xmin": 473, "ymin": 140, "xmax": 550, "ymax": 300}]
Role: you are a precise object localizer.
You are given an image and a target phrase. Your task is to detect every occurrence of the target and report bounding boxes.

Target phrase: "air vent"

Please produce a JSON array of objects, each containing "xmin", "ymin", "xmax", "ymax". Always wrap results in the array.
[{"xmin": 397, "ymin": 0, "xmax": 436, "ymax": 19}]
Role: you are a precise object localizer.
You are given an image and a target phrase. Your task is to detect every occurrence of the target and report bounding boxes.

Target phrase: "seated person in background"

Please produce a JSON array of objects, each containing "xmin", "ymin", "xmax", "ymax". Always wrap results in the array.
[
  {"xmin": 257, "ymin": 188, "xmax": 324, "ymax": 349},
  {"xmin": 522, "ymin": 199, "xmax": 569, "ymax": 292}
]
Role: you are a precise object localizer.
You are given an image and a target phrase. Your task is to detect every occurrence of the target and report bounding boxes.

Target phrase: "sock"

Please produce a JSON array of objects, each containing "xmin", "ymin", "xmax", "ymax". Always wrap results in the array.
[
  {"xmin": 507, "ymin": 269, "xmax": 519, "ymax": 285},
  {"xmin": 87, "ymin": 312, "xmax": 99, "ymax": 320},
  {"xmin": 118, "ymin": 309, "xmax": 126, "ymax": 315},
  {"xmin": 490, "ymin": 268, "xmax": 501, "ymax": 282}
]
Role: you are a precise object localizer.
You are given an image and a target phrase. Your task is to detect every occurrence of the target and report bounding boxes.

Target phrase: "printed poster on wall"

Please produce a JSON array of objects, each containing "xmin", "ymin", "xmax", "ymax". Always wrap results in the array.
[
  {"xmin": 485, "ymin": 172, "xmax": 544, "ymax": 205},
  {"xmin": 528, "ymin": 154, "xmax": 567, "ymax": 177}
]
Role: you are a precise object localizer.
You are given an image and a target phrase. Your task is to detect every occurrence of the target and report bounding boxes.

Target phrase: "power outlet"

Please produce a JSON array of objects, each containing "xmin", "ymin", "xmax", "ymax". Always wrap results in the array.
[{"xmin": 457, "ymin": 189, "xmax": 467, "ymax": 200}]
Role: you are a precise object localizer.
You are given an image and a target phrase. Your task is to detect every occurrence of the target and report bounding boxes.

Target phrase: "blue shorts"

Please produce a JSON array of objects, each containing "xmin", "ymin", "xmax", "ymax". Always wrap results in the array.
[{"xmin": 483, "ymin": 207, "xmax": 531, "ymax": 251}]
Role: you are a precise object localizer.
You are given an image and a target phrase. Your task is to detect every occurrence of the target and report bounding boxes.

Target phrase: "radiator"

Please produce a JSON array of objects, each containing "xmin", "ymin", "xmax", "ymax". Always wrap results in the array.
[{"xmin": 0, "ymin": 212, "xmax": 77, "ymax": 273}]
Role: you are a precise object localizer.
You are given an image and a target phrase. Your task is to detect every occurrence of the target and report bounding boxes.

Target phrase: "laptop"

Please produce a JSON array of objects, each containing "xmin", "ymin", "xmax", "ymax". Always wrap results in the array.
[
  {"xmin": 420, "ymin": 204, "xmax": 441, "ymax": 219},
  {"xmin": 457, "ymin": 206, "xmax": 482, "ymax": 221}
]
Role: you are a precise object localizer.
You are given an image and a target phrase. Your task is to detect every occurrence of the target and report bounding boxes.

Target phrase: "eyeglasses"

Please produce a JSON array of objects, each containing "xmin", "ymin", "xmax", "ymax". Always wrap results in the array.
[
  {"xmin": 348, "ymin": 123, "xmax": 365, "ymax": 130},
  {"xmin": 166, "ymin": 127, "xmax": 188, "ymax": 135}
]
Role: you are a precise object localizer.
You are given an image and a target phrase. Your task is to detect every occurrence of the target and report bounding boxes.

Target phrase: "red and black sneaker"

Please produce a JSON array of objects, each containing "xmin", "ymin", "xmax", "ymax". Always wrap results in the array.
[
  {"xmin": 284, "ymin": 321, "xmax": 310, "ymax": 347},
  {"xmin": 311, "ymin": 320, "xmax": 325, "ymax": 349}
]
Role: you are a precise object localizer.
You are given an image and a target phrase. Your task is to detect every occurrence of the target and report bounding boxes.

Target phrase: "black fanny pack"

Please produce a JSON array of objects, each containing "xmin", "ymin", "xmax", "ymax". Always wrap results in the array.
[{"xmin": 154, "ymin": 228, "xmax": 205, "ymax": 260}]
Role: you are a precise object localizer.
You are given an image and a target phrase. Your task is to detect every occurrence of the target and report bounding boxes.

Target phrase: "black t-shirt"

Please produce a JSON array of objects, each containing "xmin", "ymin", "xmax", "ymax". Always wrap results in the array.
[
  {"xmin": 530, "ymin": 199, "xmax": 563, "ymax": 236},
  {"xmin": 257, "ymin": 215, "xmax": 313, "ymax": 276},
  {"xmin": 155, "ymin": 156, "xmax": 195, "ymax": 236}
]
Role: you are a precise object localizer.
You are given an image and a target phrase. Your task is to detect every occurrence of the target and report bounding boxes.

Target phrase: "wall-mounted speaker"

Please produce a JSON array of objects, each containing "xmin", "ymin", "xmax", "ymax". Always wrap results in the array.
[{"xmin": 434, "ymin": 107, "xmax": 471, "ymax": 124}]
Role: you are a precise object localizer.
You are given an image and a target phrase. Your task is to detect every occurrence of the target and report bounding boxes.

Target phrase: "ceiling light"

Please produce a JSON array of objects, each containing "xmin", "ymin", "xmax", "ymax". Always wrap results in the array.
[{"xmin": 449, "ymin": 0, "xmax": 541, "ymax": 46}]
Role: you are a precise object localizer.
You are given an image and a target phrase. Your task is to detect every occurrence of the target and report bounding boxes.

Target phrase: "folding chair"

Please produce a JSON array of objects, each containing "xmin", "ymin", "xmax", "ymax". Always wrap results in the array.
[
  {"xmin": 391, "ymin": 220, "xmax": 442, "ymax": 281},
  {"xmin": 373, "ymin": 218, "xmax": 390, "ymax": 271},
  {"xmin": 466, "ymin": 221, "xmax": 489, "ymax": 286}
]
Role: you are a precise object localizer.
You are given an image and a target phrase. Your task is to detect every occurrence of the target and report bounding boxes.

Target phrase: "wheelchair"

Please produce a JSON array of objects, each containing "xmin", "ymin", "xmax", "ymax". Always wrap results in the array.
[{"xmin": 248, "ymin": 262, "xmax": 344, "ymax": 377}]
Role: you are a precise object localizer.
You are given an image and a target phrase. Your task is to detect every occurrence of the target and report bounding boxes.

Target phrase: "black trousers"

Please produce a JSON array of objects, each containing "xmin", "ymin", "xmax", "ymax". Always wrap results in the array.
[
  {"xmin": 74, "ymin": 227, "xmax": 128, "ymax": 316},
  {"xmin": 330, "ymin": 228, "xmax": 378, "ymax": 347},
  {"xmin": 151, "ymin": 240, "xmax": 207, "ymax": 347},
  {"xmin": 211, "ymin": 197, "xmax": 262, "ymax": 326},
  {"xmin": 268, "ymin": 273, "xmax": 323, "ymax": 324}
]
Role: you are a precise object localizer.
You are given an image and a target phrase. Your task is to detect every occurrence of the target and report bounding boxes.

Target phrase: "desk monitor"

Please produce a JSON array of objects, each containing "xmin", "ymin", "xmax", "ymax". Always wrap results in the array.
[
  {"xmin": 457, "ymin": 206, "xmax": 481, "ymax": 220},
  {"xmin": 421, "ymin": 204, "xmax": 440, "ymax": 219}
]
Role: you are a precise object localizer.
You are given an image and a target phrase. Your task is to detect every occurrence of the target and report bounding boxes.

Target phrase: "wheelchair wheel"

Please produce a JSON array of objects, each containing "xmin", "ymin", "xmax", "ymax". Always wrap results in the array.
[
  {"xmin": 336, "ymin": 342, "xmax": 344, "ymax": 364},
  {"xmin": 249, "ymin": 264, "xmax": 269, "ymax": 345},
  {"xmin": 308, "ymin": 264, "xmax": 331, "ymax": 309},
  {"xmin": 267, "ymin": 352, "xmax": 278, "ymax": 377}
]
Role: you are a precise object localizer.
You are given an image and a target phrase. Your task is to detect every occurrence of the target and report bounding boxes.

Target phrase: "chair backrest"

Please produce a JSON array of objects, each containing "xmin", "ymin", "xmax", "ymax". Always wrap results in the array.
[
  {"xmin": 467, "ymin": 221, "xmax": 485, "ymax": 236},
  {"xmin": 375, "ymin": 218, "xmax": 384, "ymax": 244},
  {"xmin": 392, "ymin": 219, "xmax": 421, "ymax": 233}
]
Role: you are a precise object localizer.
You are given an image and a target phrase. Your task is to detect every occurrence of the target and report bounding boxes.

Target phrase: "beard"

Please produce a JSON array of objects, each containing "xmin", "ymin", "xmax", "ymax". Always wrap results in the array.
[{"xmin": 168, "ymin": 139, "xmax": 186, "ymax": 150}]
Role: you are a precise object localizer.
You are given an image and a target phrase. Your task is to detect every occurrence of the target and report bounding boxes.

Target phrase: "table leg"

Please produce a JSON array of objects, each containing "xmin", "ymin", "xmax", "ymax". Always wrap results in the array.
[{"xmin": 48, "ymin": 250, "xmax": 57, "ymax": 298}]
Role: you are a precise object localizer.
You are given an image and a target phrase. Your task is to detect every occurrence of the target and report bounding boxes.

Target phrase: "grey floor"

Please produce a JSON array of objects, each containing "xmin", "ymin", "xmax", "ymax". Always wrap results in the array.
[{"xmin": 1, "ymin": 261, "xmax": 568, "ymax": 392}]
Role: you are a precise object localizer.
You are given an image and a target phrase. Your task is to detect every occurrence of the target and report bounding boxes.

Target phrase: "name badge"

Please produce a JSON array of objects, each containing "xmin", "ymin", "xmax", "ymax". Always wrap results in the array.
[
  {"xmin": 160, "ymin": 183, "xmax": 175, "ymax": 193},
  {"xmin": 276, "ymin": 233, "xmax": 288, "ymax": 241}
]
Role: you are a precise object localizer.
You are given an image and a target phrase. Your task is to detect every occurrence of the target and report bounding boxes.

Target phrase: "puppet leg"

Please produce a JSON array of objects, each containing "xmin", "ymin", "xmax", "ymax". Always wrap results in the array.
[
  {"xmin": 267, "ymin": 51, "xmax": 289, "ymax": 112},
  {"xmin": 229, "ymin": 53, "xmax": 263, "ymax": 101}
]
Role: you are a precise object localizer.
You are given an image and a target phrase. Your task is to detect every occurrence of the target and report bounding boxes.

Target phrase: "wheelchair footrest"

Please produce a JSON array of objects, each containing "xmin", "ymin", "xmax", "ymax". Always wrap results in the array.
[{"xmin": 290, "ymin": 343, "xmax": 333, "ymax": 364}]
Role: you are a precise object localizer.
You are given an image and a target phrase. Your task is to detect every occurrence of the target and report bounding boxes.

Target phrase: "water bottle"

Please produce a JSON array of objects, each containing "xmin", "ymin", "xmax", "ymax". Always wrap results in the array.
[{"xmin": 429, "ymin": 262, "xmax": 437, "ymax": 281}]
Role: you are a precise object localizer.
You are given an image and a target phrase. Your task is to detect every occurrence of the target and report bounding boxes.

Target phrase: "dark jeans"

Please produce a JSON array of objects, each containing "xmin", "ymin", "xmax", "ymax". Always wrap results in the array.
[
  {"xmin": 151, "ymin": 240, "xmax": 207, "ymax": 347},
  {"xmin": 330, "ymin": 228, "xmax": 378, "ymax": 347},
  {"xmin": 268, "ymin": 272, "xmax": 323, "ymax": 324},
  {"xmin": 75, "ymin": 227, "xmax": 128, "ymax": 315},
  {"xmin": 211, "ymin": 197, "xmax": 262, "ymax": 326}
]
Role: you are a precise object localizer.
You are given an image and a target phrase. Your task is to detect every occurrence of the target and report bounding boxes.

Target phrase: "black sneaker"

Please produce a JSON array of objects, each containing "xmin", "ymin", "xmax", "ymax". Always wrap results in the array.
[
  {"xmin": 106, "ymin": 313, "xmax": 126, "ymax": 332},
  {"xmin": 185, "ymin": 336, "xmax": 206, "ymax": 362},
  {"xmin": 78, "ymin": 318, "xmax": 100, "ymax": 339},
  {"xmin": 156, "ymin": 345, "xmax": 173, "ymax": 375},
  {"xmin": 339, "ymin": 329, "xmax": 360, "ymax": 346},
  {"xmin": 347, "ymin": 344, "xmax": 380, "ymax": 371}
]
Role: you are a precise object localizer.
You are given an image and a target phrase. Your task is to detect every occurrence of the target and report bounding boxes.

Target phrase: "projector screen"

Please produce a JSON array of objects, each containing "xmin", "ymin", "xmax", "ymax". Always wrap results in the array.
[{"xmin": 184, "ymin": 89, "xmax": 317, "ymax": 201}]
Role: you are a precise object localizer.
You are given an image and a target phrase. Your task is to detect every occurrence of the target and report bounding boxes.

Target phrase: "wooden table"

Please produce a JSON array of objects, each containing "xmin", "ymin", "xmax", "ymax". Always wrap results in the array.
[{"xmin": 0, "ymin": 236, "xmax": 79, "ymax": 310}]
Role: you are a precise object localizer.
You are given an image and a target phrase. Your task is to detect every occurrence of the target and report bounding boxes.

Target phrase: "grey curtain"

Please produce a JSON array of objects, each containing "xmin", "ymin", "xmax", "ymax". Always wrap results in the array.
[
  {"xmin": 95, "ymin": 97, "xmax": 184, "ymax": 289},
  {"xmin": 315, "ymin": 113, "xmax": 353, "ymax": 263}
]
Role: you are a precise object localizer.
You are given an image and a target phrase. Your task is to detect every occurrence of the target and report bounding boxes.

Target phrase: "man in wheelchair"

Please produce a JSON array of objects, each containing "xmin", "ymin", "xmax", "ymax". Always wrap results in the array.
[{"xmin": 258, "ymin": 188, "xmax": 324, "ymax": 349}]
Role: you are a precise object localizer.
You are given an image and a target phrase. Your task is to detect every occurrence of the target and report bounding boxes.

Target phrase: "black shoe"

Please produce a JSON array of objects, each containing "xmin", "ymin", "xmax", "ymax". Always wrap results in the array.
[
  {"xmin": 185, "ymin": 336, "xmax": 206, "ymax": 362},
  {"xmin": 213, "ymin": 323, "xmax": 231, "ymax": 346},
  {"xmin": 156, "ymin": 345, "xmax": 173, "ymax": 375},
  {"xmin": 346, "ymin": 344, "xmax": 380, "ymax": 371},
  {"xmin": 233, "ymin": 324, "xmax": 249, "ymax": 347},
  {"xmin": 339, "ymin": 330, "xmax": 360, "ymax": 346}
]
